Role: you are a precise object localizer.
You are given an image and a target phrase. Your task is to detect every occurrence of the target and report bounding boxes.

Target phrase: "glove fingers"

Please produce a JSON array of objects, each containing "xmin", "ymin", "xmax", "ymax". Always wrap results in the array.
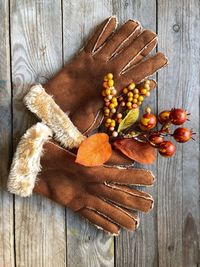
[
  {"xmin": 84, "ymin": 16, "xmax": 117, "ymax": 54},
  {"xmin": 90, "ymin": 166, "xmax": 155, "ymax": 186},
  {"xmin": 111, "ymin": 30, "xmax": 157, "ymax": 74},
  {"xmin": 96, "ymin": 20, "xmax": 142, "ymax": 60},
  {"xmin": 88, "ymin": 183, "xmax": 153, "ymax": 212},
  {"xmin": 86, "ymin": 196, "xmax": 139, "ymax": 231},
  {"xmin": 119, "ymin": 38, "xmax": 157, "ymax": 74},
  {"xmin": 119, "ymin": 52, "xmax": 168, "ymax": 86},
  {"xmin": 78, "ymin": 207, "xmax": 120, "ymax": 235}
]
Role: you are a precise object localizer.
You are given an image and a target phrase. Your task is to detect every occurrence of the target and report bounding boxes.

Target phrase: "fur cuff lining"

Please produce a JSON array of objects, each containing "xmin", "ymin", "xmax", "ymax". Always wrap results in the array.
[
  {"xmin": 7, "ymin": 123, "xmax": 52, "ymax": 197},
  {"xmin": 24, "ymin": 84, "xmax": 85, "ymax": 149}
]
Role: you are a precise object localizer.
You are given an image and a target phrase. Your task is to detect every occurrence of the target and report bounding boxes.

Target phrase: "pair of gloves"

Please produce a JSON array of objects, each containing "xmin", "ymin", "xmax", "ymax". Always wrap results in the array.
[{"xmin": 7, "ymin": 17, "xmax": 168, "ymax": 235}]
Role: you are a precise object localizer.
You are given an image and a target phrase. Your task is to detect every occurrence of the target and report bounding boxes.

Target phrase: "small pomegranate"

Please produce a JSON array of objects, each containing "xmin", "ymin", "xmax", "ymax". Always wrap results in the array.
[
  {"xmin": 169, "ymin": 108, "xmax": 188, "ymax": 125},
  {"xmin": 149, "ymin": 134, "xmax": 164, "ymax": 145},
  {"xmin": 173, "ymin": 127, "xmax": 193, "ymax": 143},
  {"xmin": 158, "ymin": 110, "xmax": 170, "ymax": 124},
  {"xmin": 139, "ymin": 108, "xmax": 157, "ymax": 130},
  {"xmin": 158, "ymin": 141, "xmax": 176, "ymax": 157}
]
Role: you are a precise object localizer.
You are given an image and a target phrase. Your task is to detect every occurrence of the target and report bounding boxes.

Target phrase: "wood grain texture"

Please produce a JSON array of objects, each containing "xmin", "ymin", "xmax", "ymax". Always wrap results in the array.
[
  {"xmin": 62, "ymin": 1, "xmax": 114, "ymax": 266},
  {"xmin": 112, "ymin": 1, "xmax": 158, "ymax": 266},
  {"xmin": 0, "ymin": 0, "xmax": 199, "ymax": 266},
  {"xmin": 0, "ymin": 1, "xmax": 15, "ymax": 266},
  {"xmin": 157, "ymin": 0, "xmax": 200, "ymax": 266},
  {"xmin": 10, "ymin": 1, "xmax": 66, "ymax": 266}
]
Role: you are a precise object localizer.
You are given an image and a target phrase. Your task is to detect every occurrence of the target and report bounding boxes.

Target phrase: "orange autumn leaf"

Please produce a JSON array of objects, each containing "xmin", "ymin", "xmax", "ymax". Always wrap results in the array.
[
  {"xmin": 113, "ymin": 139, "xmax": 156, "ymax": 164},
  {"xmin": 76, "ymin": 133, "xmax": 112, "ymax": 167}
]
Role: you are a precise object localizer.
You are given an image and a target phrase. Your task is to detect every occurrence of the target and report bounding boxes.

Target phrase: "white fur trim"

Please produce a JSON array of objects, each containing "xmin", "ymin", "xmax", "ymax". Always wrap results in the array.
[
  {"xmin": 24, "ymin": 84, "xmax": 85, "ymax": 149},
  {"xmin": 7, "ymin": 123, "xmax": 52, "ymax": 197}
]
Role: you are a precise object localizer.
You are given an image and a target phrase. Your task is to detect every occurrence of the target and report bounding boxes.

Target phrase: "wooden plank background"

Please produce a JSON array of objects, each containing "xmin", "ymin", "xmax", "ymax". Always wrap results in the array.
[{"xmin": 0, "ymin": 0, "xmax": 199, "ymax": 266}]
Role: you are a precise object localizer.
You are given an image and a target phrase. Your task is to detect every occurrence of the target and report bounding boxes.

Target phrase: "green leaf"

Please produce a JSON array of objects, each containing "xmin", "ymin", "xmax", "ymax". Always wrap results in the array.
[{"xmin": 117, "ymin": 108, "xmax": 139, "ymax": 133}]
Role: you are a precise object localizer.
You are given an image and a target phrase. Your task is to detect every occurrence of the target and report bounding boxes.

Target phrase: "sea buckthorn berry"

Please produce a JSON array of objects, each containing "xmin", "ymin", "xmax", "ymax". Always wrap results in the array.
[
  {"xmin": 145, "ymin": 107, "xmax": 151, "ymax": 114},
  {"xmin": 169, "ymin": 108, "xmax": 188, "ymax": 125},
  {"xmin": 128, "ymin": 97, "xmax": 133, "ymax": 102},
  {"xmin": 114, "ymin": 102, "xmax": 118, "ymax": 107},
  {"xmin": 127, "ymin": 92, "xmax": 133, "ymax": 97},
  {"xmin": 106, "ymin": 118, "xmax": 112, "ymax": 124},
  {"xmin": 144, "ymin": 84, "xmax": 150, "ymax": 90},
  {"xmin": 109, "ymin": 103, "xmax": 115, "ymax": 109},
  {"xmin": 103, "ymin": 81, "xmax": 108, "ymax": 88},
  {"xmin": 133, "ymin": 93, "xmax": 139, "ymax": 99},
  {"xmin": 146, "ymin": 92, "xmax": 150, "ymax": 96},
  {"xmin": 102, "ymin": 90, "xmax": 106, "ymax": 97},
  {"xmin": 108, "ymin": 80, "xmax": 114, "ymax": 87},
  {"xmin": 173, "ymin": 127, "xmax": 193, "ymax": 143},
  {"xmin": 106, "ymin": 89, "xmax": 111, "ymax": 95},
  {"xmin": 121, "ymin": 101, "xmax": 126, "ymax": 107},
  {"xmin": 107, "ymin": 73, "xmax": 113, "ymax": 80},
  {"xmin": 119, "ymin": 96, "xmax": 124, "ymax": 102},
  {"xmin": 133, "ymin": 88, "xmax": 139, "ymax": 94},
  {"xmin": 123, "ymin": 88, "xmax": 128, "ymax": 94},
  {"xmin": 116, "ymin": 113, "xmax": 122, "ymax": 119},
  {"xmin": 105, "ymin": 102, "xmax": 110, "ymax": 107},
  {"xmin": 158, "ymin": 110, "xmax": 170, "ymax": 124},
  {"xmin": 126, "ymin": 102, "xmax": 132, "ymax": 108},
  {"xmin": 107, "ymin": 95, "xmax": 112, "ymax": 100},
  {"xmin": 104, "ymin": 97, "xmax": 110, "ymax": 102},
  {"xmin": 140, "ymin": 88, "xmax": 147, "ymax": 95},
  {"xmin": 133, "ymin": 99, "xmax": 137, "ymax": 104},
  {"xmin": 111, "ymin": 108, "xmax": 116, "ymax": 113},
  {"xmin": 118, "ymin": 118, "xmax": 122, "ymax": 123},
  {"xmin": 158, "ymin": 141, "xmax": 176, "ymax": 157},
  {"xmin": 145, "ymin": 80, "xmax": 151, "ymax": 85},
  {"xmin": 112, "ymin": 131, "xmax": 118, "ymax": 137},
  {"xmin": 111, "ymin": 89, "xmax": 117, "ymax": 95},
  {"xmin": 138, "ymin": 96, "xmax": 144, "ymax": 101},
  {"xmin": 111, "ymin": 97, "xmax": 117, "ymax": 103},
  {"xmin": 138, "ymin": 101, "xmax": 142, "ymax": 106},
  {"xmin": 128, "ymin": 83, "xmax": 135, "ymax": 90},
  {"xmin": 132, "ymin": 104, "xmax": 138, "ymax": 109},
  {"xmin": 109, "ymin": 126, "xmax": 115, "ymax": 131},
  {"xmin": 110, "ymin": 121, "xmax": 116, "ymax": 127}
]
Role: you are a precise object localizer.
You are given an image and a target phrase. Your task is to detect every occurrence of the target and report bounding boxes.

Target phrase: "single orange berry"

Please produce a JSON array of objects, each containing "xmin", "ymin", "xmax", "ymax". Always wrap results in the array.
[
  {"xmin": 107, "ymin": 73, "xmax": 113, "ymax": 80},
  {"xmin": 108, "ymin": 80, "xmax": 114, "ymax": 87}
]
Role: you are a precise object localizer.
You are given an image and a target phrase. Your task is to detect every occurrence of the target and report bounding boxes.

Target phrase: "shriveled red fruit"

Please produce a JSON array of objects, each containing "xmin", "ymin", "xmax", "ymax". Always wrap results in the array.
[
  {"xmin": 169, "ymin": 108, "xmax": 188, "ymax": 125},
  {"xmin": 149, "ymin": 134, "xmax": 164, "ymax": 145},
  {"xmin": 158, "ymin": 110, "xmax": 170, "ymax": 124},
  {"xmin": 158, "ymin": 141, "xmax": 176, "ymax": 157},
  {"xmin": 173, "ymin": 127, "xmax": 192, "ymax": 143},
  {"xmin": 139, "ymin": 113, "xmax": 157, "ymax": 130}
]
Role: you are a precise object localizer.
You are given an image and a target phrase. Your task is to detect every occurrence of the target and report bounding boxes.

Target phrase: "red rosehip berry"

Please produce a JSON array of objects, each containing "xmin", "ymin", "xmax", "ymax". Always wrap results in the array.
[
  {"xmin": 149, "ymin": 134, "xmax": 164, "ymax": 145},
  {"xmin": 139, "ymin": 113, "xmax": 157, "ymax": 131},
  {"xmin": 169, "ymin": 108, "xmax": 188, "ymax": 125},
  {"xmin": 158, "ymin": 110, "xmax": 170, "ymax": 124},
  {"xmin": 173, "ymin": 127, "xmax": 193, "ymax": 143},
  {"xmin": 158, "ymin": 141, "xmax": 176, "ymax": 157}
]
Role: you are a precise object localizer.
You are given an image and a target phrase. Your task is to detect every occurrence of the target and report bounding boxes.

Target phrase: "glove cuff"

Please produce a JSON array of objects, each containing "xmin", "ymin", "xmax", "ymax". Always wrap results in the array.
[
  {"xmin": 7, "ymin": 123, "xmax": 52, "ymax": 197},
  {"xmin": 24, "ymin": 84, "xmax": 85, "ymax": 149}
]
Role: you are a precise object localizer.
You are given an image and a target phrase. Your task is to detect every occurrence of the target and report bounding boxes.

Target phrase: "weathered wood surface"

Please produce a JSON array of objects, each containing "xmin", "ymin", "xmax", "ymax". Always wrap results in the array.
[{"xmin": 0, "ymin": 0, "xmax": 199, "ymax": 267}]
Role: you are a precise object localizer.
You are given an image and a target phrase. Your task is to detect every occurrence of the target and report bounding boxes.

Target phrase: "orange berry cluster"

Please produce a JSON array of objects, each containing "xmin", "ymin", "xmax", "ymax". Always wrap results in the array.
[
  {"xmin": 102, "ymin": 73, "xmax": 122, "ymax": 137},
  {"xmin": 101, "ymin": 73, "xmax": 151, "ymax": 137},
  {"xmin": 120, "ymin": 80, "xmax": 151, "ymax": 110},
  {"xmin": 102, "ymin": 73, "xmax": 118, "ymax": 117}
]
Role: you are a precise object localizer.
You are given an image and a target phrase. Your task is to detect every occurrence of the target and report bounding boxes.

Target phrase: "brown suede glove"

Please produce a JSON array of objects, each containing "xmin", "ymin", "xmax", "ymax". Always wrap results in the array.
[
  {"xmin": 24, "ymin": 17, "xmax": 168, "ymax": 151},
  {"xmin": 7, "ymin": 123, "xmax": 154, "ymax": 235}
]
